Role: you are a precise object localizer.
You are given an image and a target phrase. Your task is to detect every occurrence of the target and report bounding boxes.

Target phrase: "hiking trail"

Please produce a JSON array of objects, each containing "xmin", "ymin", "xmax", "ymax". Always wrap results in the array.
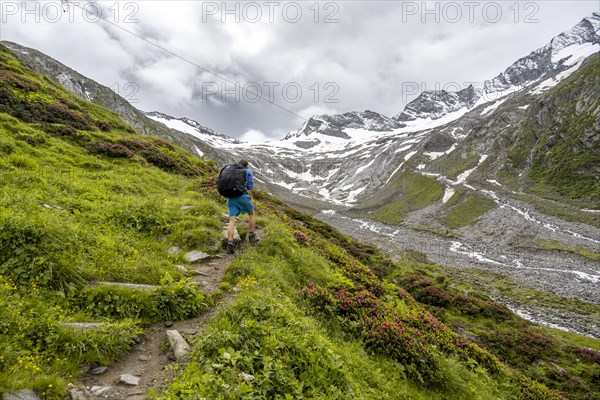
[{"xmin": 69, "ymin": 225, "xmax": 261, "ymax": 400}]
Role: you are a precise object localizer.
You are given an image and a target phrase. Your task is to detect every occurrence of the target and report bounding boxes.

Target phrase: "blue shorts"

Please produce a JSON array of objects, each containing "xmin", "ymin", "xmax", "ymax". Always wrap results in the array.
[{"xmin": 226, "ymin": 194, "xmax": 254, "ymax": 217}]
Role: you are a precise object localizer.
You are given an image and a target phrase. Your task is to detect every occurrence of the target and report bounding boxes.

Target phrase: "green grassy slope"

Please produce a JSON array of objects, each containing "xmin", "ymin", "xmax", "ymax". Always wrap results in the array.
[
  {"xmin": 526, "ymin": 57, "xmax": 600, "ymax": 202},
  {"xmin": 1, "ymin": 44, "xmax": 598, "ymax": 400},
  {"xmin": 156, "ymin": 205, "xmax": 600, "ymax": 400},
  {"xmin": 443, "ymin": 194, "xmax": 497, "ymax": 229},
  {"xmin": 488, "ymin": 56, "xmax": 600, "ymax": 206},
  {"xmin": 0, "ymin": 44, "xmax": 222, "ymax": 396},
  {"xmin": 354, "ymin": 172, "xmax": 444, "ymax": 225}
]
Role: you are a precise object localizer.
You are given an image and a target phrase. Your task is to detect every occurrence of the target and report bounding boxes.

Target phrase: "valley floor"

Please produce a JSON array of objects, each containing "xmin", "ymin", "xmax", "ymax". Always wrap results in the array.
[{"xmin": 317, "ymin": 209, "xmax": 600, "ymax": 338}]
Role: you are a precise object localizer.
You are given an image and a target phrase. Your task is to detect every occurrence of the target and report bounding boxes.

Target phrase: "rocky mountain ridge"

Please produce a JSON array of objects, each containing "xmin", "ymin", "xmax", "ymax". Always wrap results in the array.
[
  {"xmin": 145, "ymin": 111, "xmax": 240, "ymax": 148},
  {"xmin": 395, "ymin": 12, "xmax": 600, "ymax": 122},
  {"xmin": 0, "ymin": 40, "xmax": 236, "ymax": 164},
  {"xmin": 281, "ymin": 110, "xmax": 405, "ymax": 148},
  {"xmin": 4, "ymin": 14, "xmax": 598, "ymax": 209}
]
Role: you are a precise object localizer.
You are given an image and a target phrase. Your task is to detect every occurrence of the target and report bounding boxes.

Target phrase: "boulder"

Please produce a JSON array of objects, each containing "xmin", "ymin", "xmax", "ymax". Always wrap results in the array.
[
  {"xmin": 119, "ymin": 374, "xmax": 140, "ymax": 386},
  {"xmin": 90, "ymin": 366, "xmax": 107, "ymax": 375},
  {"xmin": 166, "ymin": 330, "xmax": 191, "ymax": 362},
  {"xmin": 184, "ymin": 250, "xmax": 210, "ymax": 263},
  {"xmin": 168, "ymin": 246, "xmax": 182, "ymax": 255}
]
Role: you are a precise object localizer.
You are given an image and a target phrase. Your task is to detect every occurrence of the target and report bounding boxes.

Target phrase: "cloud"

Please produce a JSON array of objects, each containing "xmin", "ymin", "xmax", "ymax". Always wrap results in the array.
[
  {"xmin": 297, "ymin": 105, "xmax": 340, "ymax": 120},
  {"xmin": 240, "ymin": 128, "xmax": 274, "ymax": 144},
  {"xmin": 1, "ymin": 1, "xmax": 597, "ymax": 139}
]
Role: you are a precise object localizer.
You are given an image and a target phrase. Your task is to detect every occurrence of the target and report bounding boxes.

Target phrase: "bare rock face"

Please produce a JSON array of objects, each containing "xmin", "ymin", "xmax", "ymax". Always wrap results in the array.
[
  {"xmin": 422, "ymin": 133, "xmax": 456, "ymax": 153},
  {"xmin": 286, "ymin": 110, "xmax": 404, "ymax": 141},
  {"xmin": 396, "ymin": 86, "xmax": 479, "ymax": 122},
  {"xmin": 395, "ymin": 13, "xmax": 600, "ymax": 123}
]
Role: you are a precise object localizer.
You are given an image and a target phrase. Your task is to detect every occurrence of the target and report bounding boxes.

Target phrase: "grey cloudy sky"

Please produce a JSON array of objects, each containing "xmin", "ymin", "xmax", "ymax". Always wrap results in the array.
[{"xmin": 1, "ymin": 1, "xmax": 598, "ymax": 141}]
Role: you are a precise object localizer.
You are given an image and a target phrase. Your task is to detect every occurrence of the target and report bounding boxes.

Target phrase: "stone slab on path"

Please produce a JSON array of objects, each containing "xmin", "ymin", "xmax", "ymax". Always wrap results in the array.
[
  {"xmin": 62, "ymin": 322, "xmax": 104, "ymax": 331},
  {"xmin": 120, "ymin": 374, "xmax": 141, "ymax": 386},
  {"xmin": 90, "ymin": 386, "xmax": 112, "ymax": 396},
  {"xmin": 166, "ymin": 330, "xmax": 191, "ymax": 362},
  {"xmin": 184, "ymin": 250, "xmax": 210, "ymax": 263},
  {"xmin": 3, "ymin": 389, "xmax": 41, "ymax": 400},
  {"xmin": 97, "ymin": 282, "xmax": 157, "ymax": 291}
]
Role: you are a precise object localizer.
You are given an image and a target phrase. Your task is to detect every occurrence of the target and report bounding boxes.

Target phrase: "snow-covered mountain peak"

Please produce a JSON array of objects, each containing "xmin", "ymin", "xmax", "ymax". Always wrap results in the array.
[
  {"xmin": 395, "ymin": 13, "xmax": 600, "ymax": 124},
  {"xmin": 288, "ymin": 110, "xmax": 403, "ymax": 137},
  {"xmin": 138, "ymin": 14, "xmax": 600, "ymax": 207},
  {"xmin": 145, "ymin": 111, "xmax": 241, "ymax": 148},
  {"xmin": 548, "ymin": 12, "xmax": 600, "ymax": 55},
  {"xmin": 586, "ymin": 12, "xmax": 600, "ymax": 32},
  {"xmin": 281, "ymin": 110, "xmax": 405, "ymax": 149},
  {"xmin": 395, "ymin": 85, "xmax": 480, "ymax": 122}
]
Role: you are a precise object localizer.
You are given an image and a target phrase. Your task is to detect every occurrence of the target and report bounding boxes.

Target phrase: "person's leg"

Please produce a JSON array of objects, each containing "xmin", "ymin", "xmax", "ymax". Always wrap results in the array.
[
  {"xmin": 227, "ymin": 216, "xmax": 236, "ymax": 241},
  {"xmin": 226, "ymin": 216, "xmax": 236, "ymax": 254},
  {"xmin": 238, "ymin": 195, "xmax": 258, "ymax": 243},
  {"xmin": 248, "ymin": 211, "xmax": 255, "ymax": 234},
  {"xmin": 248, "ymin": 211, "xmax": 260, "ymax": 243},
  {"xmin": 226, "ymin": 198, "xmax": 239, "ymax": 254}
]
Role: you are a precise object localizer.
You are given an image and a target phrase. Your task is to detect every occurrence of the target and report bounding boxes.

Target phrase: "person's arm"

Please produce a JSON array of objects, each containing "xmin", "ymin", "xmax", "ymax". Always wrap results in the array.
[{"xmin": 246, "ymin": 169, "xmax": 254, "ymax": 196}]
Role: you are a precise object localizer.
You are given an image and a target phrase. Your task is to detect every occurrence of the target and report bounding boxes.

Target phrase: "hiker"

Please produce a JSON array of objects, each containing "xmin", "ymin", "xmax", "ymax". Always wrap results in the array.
[{"xmin": 217, "ymin": 159, "xmax": 259, "ymax": 254}]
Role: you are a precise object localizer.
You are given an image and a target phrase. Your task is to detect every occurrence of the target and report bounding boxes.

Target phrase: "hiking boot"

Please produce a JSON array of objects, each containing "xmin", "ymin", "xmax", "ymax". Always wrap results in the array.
[
  {"xmin": 226, "ymin": 241, "xmax": 235, "ymax": 254},
  {"xmin": 248, "ymin": 233, "xmax": 260, "ymax": 244}
]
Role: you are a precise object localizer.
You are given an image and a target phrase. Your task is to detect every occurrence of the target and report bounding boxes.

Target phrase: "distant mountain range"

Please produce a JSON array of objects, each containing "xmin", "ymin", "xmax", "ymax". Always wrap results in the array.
[
  {"xmin": 3, "ymin": 13, "xmax": 599, "ymax": 213},
  {"xmin": 146, "ymin": 13, "xmax": 599, "ymax": 210}
]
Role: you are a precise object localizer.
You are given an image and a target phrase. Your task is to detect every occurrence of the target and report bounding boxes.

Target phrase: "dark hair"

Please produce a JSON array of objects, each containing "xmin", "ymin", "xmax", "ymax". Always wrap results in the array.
[{"xmin": 239, "ymin": 159, "xmax": 249, "ymax": 167}]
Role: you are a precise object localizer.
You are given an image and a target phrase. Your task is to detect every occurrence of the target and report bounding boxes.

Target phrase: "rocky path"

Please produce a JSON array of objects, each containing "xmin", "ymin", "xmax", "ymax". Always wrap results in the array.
[
  {"xmin": 69, "ymin": 253, "xmax": 235, "ymax": 400},
  {"xmin": 69, "ymin": 224, "xmax": 260, "ymax": 400}
]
